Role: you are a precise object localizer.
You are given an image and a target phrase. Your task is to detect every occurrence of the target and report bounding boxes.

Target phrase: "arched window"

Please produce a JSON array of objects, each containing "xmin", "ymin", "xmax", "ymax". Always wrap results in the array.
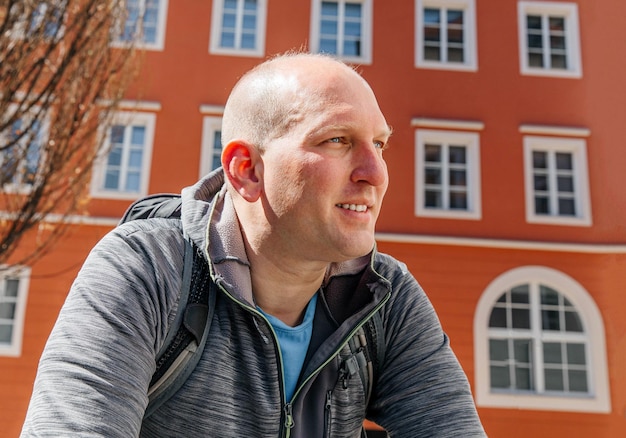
[{"xmin": 474, "ymin": 266, "xmax": 610, "ymax": 413}]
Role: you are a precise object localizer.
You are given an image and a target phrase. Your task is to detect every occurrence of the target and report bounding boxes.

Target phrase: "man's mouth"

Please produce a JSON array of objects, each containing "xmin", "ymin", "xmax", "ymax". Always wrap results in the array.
[{"xmin": 336, "ymin": 203, "xmax": 368, "ymax": 212}]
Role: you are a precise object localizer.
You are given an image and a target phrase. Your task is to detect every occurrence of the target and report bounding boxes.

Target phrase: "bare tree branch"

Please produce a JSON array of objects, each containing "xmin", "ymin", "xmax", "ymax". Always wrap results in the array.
[{"xmin": 0, "ymin": 0, "xmax": 142, "ymax": 266}]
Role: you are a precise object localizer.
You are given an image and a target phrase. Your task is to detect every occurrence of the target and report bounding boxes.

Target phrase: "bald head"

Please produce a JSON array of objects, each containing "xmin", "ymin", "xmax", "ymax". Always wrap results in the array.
[{"xmin": 221, "ymin": 52, "xmax": 373, "ymax": 152}]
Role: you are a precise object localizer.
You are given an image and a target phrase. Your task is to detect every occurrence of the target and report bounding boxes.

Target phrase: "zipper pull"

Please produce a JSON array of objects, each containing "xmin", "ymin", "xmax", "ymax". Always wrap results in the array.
[{"xmin": 284, "ymin": 403, "xmax": 294, "ymax": 437}]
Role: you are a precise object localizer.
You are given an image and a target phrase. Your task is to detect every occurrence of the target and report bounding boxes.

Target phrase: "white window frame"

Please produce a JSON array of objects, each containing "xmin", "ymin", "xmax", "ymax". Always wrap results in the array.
[
  {"xmin": 518, "ymin": 1, "xmax": 582, "ymax": 78},
  {"xmin": 415, "ymin": 0, "xmax": 477, "ymax": 71},
  {"xmin": 0, "ymin": 104, "xmax": 50, "ymax": 194},
  {"xmin": 90, "ymin": 111, "xmax": 156, "ymax": 200},
  {"xmin": 415, "ymin": 129, "xmax": 481, "ymax": 219},
  {"xmin": 209, "ymin": 0, "xmax": 267, "ymax": 57},
  {"xmin": 523, "ymin": 135, "xmax": 591, "ymax": 226},
  {"xmin": 199, "ymin": 115, "xmax": 224, "ymax": 178},
  {"xmin": 474, "ymin": 266, "xmax": 611, "ymax": 413},
  {"xmin": 310, "ymin": 0, "xmax": 373, "ymax": 64},
  {"xmin": 112, "ymin": 0, "xmax": 169, "ymax": 51},
  {"xmin": 0, "ymin": 266, "xmax": 30, "ymax": 357}
]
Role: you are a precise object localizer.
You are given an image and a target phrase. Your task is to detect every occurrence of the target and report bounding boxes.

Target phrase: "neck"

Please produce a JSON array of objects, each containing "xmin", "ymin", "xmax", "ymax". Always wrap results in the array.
[{"xmin": 245, "ymin": 241, "xmax": 326, "ymax": 327}]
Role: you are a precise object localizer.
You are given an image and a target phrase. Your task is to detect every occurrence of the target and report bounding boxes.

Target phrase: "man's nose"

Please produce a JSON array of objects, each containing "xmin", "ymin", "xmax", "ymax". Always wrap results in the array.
[{"xmin": 350, "ymin": 142, "xmax": 388, "ymax": 187}]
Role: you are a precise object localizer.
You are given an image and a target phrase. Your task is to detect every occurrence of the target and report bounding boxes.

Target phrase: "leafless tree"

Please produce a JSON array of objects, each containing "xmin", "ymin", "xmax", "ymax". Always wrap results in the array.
[{"xmin": 0, "ymin": 0, "xmax": 142, "ymax": 266}]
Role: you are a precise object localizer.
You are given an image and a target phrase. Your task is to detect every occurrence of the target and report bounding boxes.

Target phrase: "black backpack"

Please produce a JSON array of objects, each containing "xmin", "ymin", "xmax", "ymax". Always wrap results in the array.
[{"xmin": 119, "ymin": 193, "xmax": 385, "ymax": 419}]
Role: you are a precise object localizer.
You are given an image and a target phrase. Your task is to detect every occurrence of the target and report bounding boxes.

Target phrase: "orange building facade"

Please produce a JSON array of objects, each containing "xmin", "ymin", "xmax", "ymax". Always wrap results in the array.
[{"xmin": 2, "ymin": 1, "xmax": 625, "ymax": 436}]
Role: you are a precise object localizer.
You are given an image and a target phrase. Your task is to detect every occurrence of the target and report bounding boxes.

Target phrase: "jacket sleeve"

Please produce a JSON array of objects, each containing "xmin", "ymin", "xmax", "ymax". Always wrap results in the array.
[
  {"xmin": 368, "ymin": 256, "xmax": 486, "ymax": 437},
  {"xmin": 20, "ymin": 220, "xmax": 185, "ymax": 437}
]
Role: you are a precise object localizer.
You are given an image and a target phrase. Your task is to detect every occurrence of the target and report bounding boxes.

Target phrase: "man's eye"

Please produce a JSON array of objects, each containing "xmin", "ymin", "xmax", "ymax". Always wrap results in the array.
[
  {"xmin": 328, "ymin": 137, "xmax": 343, "ymax": 143},
  {"xmin": 374, "ymin": 140, "xmax": 387, "ymax": 150}
]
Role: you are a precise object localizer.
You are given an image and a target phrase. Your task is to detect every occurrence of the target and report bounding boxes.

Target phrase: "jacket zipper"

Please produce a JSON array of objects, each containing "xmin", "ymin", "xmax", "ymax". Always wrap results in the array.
[{"xmin": 215, "ymin": 278, "xmax": 391, "ymax": 437}]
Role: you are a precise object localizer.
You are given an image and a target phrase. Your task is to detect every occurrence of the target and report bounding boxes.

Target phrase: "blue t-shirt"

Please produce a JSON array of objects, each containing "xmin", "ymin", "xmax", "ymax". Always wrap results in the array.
[{"xmin": 258, "ymin": 293, "xmax": 317, "ymax": 402}]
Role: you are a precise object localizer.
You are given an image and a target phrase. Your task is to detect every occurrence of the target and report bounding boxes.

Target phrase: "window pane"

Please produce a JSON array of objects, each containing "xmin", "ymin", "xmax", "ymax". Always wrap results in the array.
[
  {"xmin": 448, "ymin": 146, "xmax": 466, "ymax": 163},
  {"xmin": 569, "ymin": 370, "xmax": 588, "ymax": 392},
  {"xmin": 556, "ymin": 152, "xmax": 573, "ymax": 169},
  {"xmin": 515, "ymin": 366, "xmax": 532, "ymax": 390},
  {"xmin": 104, "ymin": 170, "xmax": 120, "ymax": 190},
  {"xmin": 424, "ymin": 45, "xmax": 440, "ymax": 61},
  {"xmin": 511, "ymin": 308, "xmax": 530, "ymax": 329},
  {"xmin": 321, "ymin": 1, "xmax": 338, "ymax": 15},
  {"xmin": 241, "ymin": 33, "xmax": 256, "ymax": 49},
  {"xmin": 557, "ymin": 175, "xmax": 574, "ymax": 192},
  {"xmin": 488, "ymin": 307, "xmax": 507, "ymax": 328},
  {"xmin": 345, "ymin": 3, "xmax": 361, "ymax": 17},
  {"xmin": 489, "ymin": 339, "xmax": 509, "ymax": 361},
  {"xmin": 540, "ymin": 286, "xmax": 559, "ymax": 305},
  {"xmin": 543, "ymin": 342, "xmax": 562, "ymax": 364},
  {"xmin": 534, "ymin": 196, "xmax": 549, "ymax": 214},
  {"xmin": 222, "ymin": 10, "xmax": 236, "ymax": 28},
  {"xmin": 447, "ymin": 28, "xmax": 463, "ymax": 44},
  {"xmin": 425, "ymin": 168, "xmax": 441, "ymax": 185},
  {"xmin": 449, "ymin": 191, "xmax": 467, "ymax": 209},
  {"xmin": 425, "ymin": 190, "xmax": 441, "ymax": 208},
  {"xmin": 544, "ymin": 369, "xmax": 564, "ymax": 391},
  {"xmin": 0, "ymin": 324, "xmax": 13, "ymax": 343},
  {"xmin": 534, "ymin": 174, "xmax": 548, "ymax": 191},
  {"xmin": 424, "ymin": 144, "xmax": 441, "ymax": 162},
  {"xmin": 490, "ymin": 365, "xmax": 510, "ymax": 388},
  {"xmin": 125, "ymin": 172, "xmax": 140, "ymax": 192},
  {"xmin": 532, "ymin": 151, "xmax": 547, "ymax": 168},
  {"xmin": 551, "ymin": 35, "xmax": 566, "ymax": 50},
  {"xmin": 511, "ymin": 285, "xmax": 529, "ymax": 303},
  {"xmin": 244, "ymin": 0, "xmax": 257, "ymax": 10},
  {"xmin": 564, "ymin": 311, "xmax": 583, "ymax": 332},
  {"xmin": 551, "ymin": 54, "xmax": 567, "ymax": 69},
  {"xmin": 319, "ymin": 38, "xmax": 337, "ymax": 54},
  {"xmin": 242, "ymin": 14, "xmax": 257, "ymax": 31},
  {"xmin": 128, "ymin": 150, "xmax": 143, "ymax": 168},
  {"xmin": 447, "ymin": 10, "xmax": 463, "ymax": 25},
  {"xmin": 424, "ymin": 8, "xmax": 440, "ymax": 25},
  {"xmin": 130, "ymin": 126, "xmax": 145, "ymax": 145},
  {"xmin": 558, "ymin": 198, "xmax": 576, "ymax": 216},
  {"xmin": 110, "ymin": 125, "xmax": 125, "ymax": 144},
  {"xmin": 343, "ymin": 40, "xmax": 360, "ymax": 56},
  {"xmin": 321, "ymin": 20, "xmax": 338, "ymax": 34},
  {"xmin": 567, "ymin": 343, "xmax": 586, "ymax": 365},
  {"xmin": 221, "ymin": 32, "xmax": 235, "ymax": 48},
  {"xmin": 514, "ymin": 339, "xmax": 531, "ymax": 363},
  {"xmin": 447, "ymin": 47, "xmax": 464, "ymax": 63},
  {"xmin": 344, "ymin": 21, "xmax": 361, "ymax": 37},
  {"xmin": 106, "ymin": 147, "xmax": 122, "ymax": 166},
  {"xmin": 527, "ymin": 15, "xmax": 542, "ymax": 30},
  {"xmin": 528, "ymin": 52, "xmax": 544, "ymax": 67},
  {"xmin": 549, "ymin": 16, "xmax": 565, "ymax": 32},
  {"xmin": 542, "ymin": 309, "xmax": 560, "ymax": 330},
  {"xmin": 4, "ymin": 279, "xmax": 19, "ymax": 297},
  {"xmin": 0, "ymin": 303, "xmax": 16, "ymax": 319},
  {"xmin": 449, "ymin": 169, "xmax": 466, "ymax": 186}
]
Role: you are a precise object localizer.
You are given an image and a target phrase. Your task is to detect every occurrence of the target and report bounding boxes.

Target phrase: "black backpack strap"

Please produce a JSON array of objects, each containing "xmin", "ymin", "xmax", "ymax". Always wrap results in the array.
[{"xmin": 144, "ymin": 238, "xmax": 216, "ymax": 418}]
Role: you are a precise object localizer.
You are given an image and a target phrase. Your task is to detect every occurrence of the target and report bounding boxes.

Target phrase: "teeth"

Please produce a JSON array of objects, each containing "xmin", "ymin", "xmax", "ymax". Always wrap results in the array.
[{"xmin": 337, "ymin": 203, "xmax": 368, "ymax": 212}]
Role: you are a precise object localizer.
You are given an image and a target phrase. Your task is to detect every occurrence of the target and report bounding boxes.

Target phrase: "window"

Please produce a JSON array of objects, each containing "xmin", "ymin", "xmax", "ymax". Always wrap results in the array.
[
  {"xmin": 114, "ymin": 0, "xmax": 169, "ymax": 50},
  {"xmin": 415, "ymin": 129, "xmax": 481, "ymax": 219},
  {"xmin": 91, "ymin": 111, "xmax": 156, "ymax": 200},
  {"xmin": 0, "ymin": 112, "xmax": 47, "ymax": 193},
  {"xmin": 474, "ymin": 266, "xmax": 611, "ymax": 413},
  {"xmin": 310, "ymin": 0, "xmax": 373, "ymax": 64},
  {"xmin": 209, "ymin": 0, "xmax": 267, "ymax": 57},
  {"xmin": 416, "ymin": 0, "xmax": 477, "ymax": 71},
  {"xmin": 199, "ymin": 116, "xmax": 224, "ymax": 177},
  {"xmin": 518, "ymin": 2, "xmax": 582, "ymax": 78},
  {"xmin": 523, "ymin": 136, "xmax": 591, "ymax": 226},
  {"xmin": 0, "ymin": 267, "xmax": 30, "ymax": 357}
]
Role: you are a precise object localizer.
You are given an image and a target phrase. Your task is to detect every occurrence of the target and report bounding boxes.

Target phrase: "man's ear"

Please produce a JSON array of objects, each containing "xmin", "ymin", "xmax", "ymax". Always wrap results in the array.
[{"xmin": 221, "ymin": 140, "xmax": 263, "ymax": 202}]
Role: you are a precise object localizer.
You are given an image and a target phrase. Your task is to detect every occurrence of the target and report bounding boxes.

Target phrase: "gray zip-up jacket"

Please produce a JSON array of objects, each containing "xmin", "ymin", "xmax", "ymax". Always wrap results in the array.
[{"xmin": 21, "ymin": 170, "xmax": 486, "ymax": 437}]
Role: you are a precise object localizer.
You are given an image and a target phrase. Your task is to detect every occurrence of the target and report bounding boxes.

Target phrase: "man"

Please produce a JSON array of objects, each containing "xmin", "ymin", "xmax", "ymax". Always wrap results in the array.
[{"xmin": 22, "ymin": 53, "xmax": 486, "ymax": 437}]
